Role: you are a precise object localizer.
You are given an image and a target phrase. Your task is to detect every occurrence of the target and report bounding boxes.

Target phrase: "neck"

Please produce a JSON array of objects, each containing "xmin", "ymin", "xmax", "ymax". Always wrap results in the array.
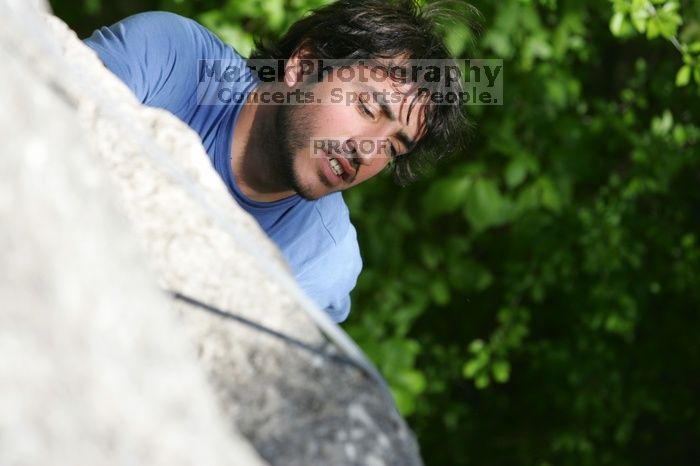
[{"xmin": 230, "ymin": 83, "xmax": 296, "ymax": 202}]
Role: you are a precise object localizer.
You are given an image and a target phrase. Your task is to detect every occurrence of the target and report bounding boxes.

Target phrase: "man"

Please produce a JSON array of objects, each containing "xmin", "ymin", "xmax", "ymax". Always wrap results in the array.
[{"xmin": 85, "ymin": 0, "xmax": 465, "ymax": 322}]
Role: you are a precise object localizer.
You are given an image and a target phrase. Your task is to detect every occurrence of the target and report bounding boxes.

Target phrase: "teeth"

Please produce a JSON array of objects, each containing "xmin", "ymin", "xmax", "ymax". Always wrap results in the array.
[{"xmin": 329, "ymin": 158, "xmax": 344, "ymax": 176}]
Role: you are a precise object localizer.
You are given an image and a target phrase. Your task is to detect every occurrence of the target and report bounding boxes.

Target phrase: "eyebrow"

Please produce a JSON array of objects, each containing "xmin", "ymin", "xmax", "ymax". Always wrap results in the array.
[{"xmin": 357, "ymin": 83, "xmax": 416, "ymax": 153}]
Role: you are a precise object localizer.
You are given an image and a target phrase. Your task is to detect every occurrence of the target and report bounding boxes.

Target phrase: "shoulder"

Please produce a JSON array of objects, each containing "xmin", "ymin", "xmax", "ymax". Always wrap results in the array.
[
  {"xmin": 87, "ymin": 11, "xmax": 237, "ymax": 59},
  {"xmin": 85, "ymin": 11, "xmax": 250, "ymax": 109},
  {"xmin": 89, "ymin": 11, "xmax": 203, "ymax": 41},
  {"xmin": 111, "ymin": 11, "xmax": 208, "ymax": 37}
]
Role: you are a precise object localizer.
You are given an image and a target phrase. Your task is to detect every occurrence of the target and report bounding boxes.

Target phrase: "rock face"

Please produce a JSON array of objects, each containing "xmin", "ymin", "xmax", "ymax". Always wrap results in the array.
[{"xmin": 0, "ymin": 1, "xmax": 423, "ymax": 465}]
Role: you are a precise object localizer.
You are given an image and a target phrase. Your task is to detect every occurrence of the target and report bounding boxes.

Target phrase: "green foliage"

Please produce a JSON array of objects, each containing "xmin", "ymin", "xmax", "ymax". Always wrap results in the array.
[
  {"xmin": 610, "ymin": 0, "xmax": 700, "ymax": 86},
  {"xmin": 196, "ymin": 0, "xmax": 332, "ymax": 56},
  {"xmin": 346, "ymin": 1, "xmax": 700, "ymax": 465},
  {"xmin": 51, "ymin": 0, "xmax": 700, "ymax": 464}
]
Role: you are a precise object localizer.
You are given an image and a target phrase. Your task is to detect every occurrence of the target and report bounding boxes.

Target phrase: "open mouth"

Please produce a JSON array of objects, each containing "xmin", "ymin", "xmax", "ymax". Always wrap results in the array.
[
  {"xmin": 325, "ymin": 152, "xmax": 356, "ymax": 181},
  {"xmin": 329, "ymin": 158, "xmax": 344, "ymax": 176}
]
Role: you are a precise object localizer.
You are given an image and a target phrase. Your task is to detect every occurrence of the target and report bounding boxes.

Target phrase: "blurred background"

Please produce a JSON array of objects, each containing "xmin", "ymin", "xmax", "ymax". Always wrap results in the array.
[{"xmin": 51, "ymin": 0, "xmax": 700, "ymax": 464}]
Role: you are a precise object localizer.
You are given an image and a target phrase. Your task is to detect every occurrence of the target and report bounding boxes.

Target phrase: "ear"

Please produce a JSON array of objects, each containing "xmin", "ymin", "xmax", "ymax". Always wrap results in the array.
[{"xmin": 283, "ymin": 42, "xmax": 314, "ymax": 88}]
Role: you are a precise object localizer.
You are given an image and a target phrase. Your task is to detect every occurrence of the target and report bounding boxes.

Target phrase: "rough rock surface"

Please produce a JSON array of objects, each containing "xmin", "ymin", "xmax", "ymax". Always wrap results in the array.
[
  {"xmin": 0, "ymin": 2, "xmax": 267, "ymax": 466},
  {"xmin": 0, "ymin": 1, "xmax": 423, "ymax": 465}
]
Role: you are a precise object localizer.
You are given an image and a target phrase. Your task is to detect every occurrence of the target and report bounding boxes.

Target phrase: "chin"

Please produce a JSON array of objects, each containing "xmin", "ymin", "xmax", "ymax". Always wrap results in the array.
[
  {"xmin": 291, "ymin": 177, "xmax": 326, "ymax": 201},
  {"xmin": 289, "ymin": 160, "xmax": 334, "ymax": 201},
  {"xmin": 294, "ymin": 188, "xmax": 322, "ymax": 201}
]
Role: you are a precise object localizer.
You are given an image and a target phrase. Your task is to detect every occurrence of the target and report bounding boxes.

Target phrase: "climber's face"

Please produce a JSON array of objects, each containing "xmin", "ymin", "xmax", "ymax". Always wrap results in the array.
[{"xmin": 276, "ymin": 60, "xmax": 428, "ymax": 201}]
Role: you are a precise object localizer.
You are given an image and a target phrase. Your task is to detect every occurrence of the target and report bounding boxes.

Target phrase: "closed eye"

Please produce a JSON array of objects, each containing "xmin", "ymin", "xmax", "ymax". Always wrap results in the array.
[
  {"xmin": 358, "ymin": 101, "xmax": 374, "ymax": 118},
  {"xmin": 358, "ymin": 97, "xmax": 400, "ymax": 158}
]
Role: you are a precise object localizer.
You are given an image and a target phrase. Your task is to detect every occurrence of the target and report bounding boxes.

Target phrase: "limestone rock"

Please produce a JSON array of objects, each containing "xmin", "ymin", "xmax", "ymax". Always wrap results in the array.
[
  {"xmin": 0, "ymin": 3, "xmax": 267, "ymax": 466},
  {"xmin": 0, "ymin": 1, "xmax": 423, "ymax": 465}
]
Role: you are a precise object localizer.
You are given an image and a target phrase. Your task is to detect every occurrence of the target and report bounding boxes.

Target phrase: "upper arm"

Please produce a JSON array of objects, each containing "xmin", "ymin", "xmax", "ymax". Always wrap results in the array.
[{"xmin": 295, "ymin": 223, "xmax": 363, "ymax": 323}]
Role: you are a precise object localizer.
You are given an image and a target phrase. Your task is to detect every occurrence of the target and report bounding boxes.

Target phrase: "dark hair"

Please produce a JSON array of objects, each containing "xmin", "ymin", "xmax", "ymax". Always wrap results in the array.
[{"xmin": 250, "ymin": 0, "xmax": 478, "ymax": 185}]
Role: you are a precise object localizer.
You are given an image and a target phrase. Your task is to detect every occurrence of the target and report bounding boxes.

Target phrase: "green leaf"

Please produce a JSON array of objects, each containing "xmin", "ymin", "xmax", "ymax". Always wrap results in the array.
[
  {"xmin": 391, "ymin": 387, "xmax": 416, "ymax": 415},
  {"xmin": 463, "ymin": 359, "xmax": 481, "ymax": 378},
  {"xmin": 447, "ymin": 259, "xmax": 493, "ymax": 292},
  {"xmin": 262, "ymin": 0, "xmax": 286, "ymax": 31},
  {"xmin": 423, "ymin": 176, "xmax": 472, "ymax": 217},
  {"xmin": 654, "ymin": 11, "xmax": 681, "ymax": 39},
  {"xmin": 515, "ymin": 172, "xmax": 566, "ymax": 213},
  {"xmin": 469, "ymin": 339, "xmax": 485, "ymax": 353},
  {"xmin": 651, "ymin": 109, "xmax": 674, "ymax": 135},
  {"xmin": 630, "ymin": 8, "xmax": 648, "ymax": 34},
  {"xmin": 610, "ymin": 12, "xmax": 625, "ymax": 36},
  {"xmin": 475, "ymin": 374, "xmax": 491, "ymax": 389},
  {"xmin": 84, "ymin": 0, "xmax": 101, "ymax": 15},
  {"xmin": 661, "ymin": 1, "xmax": 680, "ymax": 14},
  {"xmin": 675, "ymin": 65, "xmax": 691, "ymax": 87},
  {"xmin": 430, "ymin": 278, "xmax": 451, "ymax": 306},
  {"xmin": 420, "ymin": 243, "xmax": 442, "ymax": 270},
  {"xmin": 492, "ymin": 360, "xmax": 511, "ymax": 383},
  {"xmin": 646, "ymin": 18, "xmax": 660, "ymax": 39},
  {"xmin": 464, "ymin": 178, "xmax": 515, "ymax": 231},
  {"xmin": 505, "ymin": 157, "xmax": 527, "ymax": 189},
  {"xmin": 396, "ymin": 369, "xmax": 427, "ymax": 394}
]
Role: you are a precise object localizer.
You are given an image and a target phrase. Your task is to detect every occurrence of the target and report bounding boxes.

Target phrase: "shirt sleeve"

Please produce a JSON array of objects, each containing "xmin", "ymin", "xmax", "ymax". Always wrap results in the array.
[
  {"xmin": 83, "ymin": 11, "xmax": 201, "ymax": 113},
  {"xmin": 294, "ymin": 223, "xmax": 363, "ymax": 323}
]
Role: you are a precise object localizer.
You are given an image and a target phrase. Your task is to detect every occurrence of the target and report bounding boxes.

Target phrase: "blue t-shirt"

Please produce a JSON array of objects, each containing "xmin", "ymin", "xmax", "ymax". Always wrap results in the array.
[{"xmin": 85, "ymin": 11, "xmax": 361, "ymax": 322}]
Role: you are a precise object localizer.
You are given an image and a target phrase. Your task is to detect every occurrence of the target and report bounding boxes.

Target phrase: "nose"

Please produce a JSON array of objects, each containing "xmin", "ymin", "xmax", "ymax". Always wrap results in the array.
[{"xmin": 345, "ymin": 138, "xmax": 379, "ymax": 166}]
